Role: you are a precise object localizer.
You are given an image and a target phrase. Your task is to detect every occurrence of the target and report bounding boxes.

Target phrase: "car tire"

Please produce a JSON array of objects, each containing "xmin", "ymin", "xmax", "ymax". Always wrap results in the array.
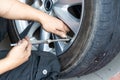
[{"xmin": 8, "ymin": 0, "xmax": 120, "ymax": 78}]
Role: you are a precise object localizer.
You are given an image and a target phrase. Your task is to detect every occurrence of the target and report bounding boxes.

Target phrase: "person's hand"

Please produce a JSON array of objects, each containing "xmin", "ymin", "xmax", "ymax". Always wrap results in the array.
[
  {"xmin": 39, "ymin": 13, "xmax": 70, "ymax": 38},
  {"xmin": 6, "ymin": 37, "xmax": 32, "ymax": 69},
  {"xmin": 0, "ymin": 0, "xmax": 69, "ymax": 38}
]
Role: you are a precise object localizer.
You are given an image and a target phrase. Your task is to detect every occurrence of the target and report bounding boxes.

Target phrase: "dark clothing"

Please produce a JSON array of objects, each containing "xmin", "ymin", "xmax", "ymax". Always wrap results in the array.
[
  {"xmin": 0, "ymin": 50, "xmax": 61, "ymax": 80},
  {"xmin": 0, "ymin": 18, "xmax": 7, "ymax": 42}
]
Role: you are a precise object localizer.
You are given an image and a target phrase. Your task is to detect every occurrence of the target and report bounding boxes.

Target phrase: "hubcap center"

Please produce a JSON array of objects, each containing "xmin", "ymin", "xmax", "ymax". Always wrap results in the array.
[{"xmin": 44, "ymin": 0, "xmax": 53, "ymax": 11}]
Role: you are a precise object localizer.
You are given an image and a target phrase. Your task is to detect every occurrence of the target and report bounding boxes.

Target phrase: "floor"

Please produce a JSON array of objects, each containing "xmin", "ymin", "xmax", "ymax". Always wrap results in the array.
[
  {"xmin": 0, "ymin": 35, "xmax": 120, "ymax": 80},
  {"xmin": 61, "ymin": 52, "xmax": 120, "ymax": 80}
]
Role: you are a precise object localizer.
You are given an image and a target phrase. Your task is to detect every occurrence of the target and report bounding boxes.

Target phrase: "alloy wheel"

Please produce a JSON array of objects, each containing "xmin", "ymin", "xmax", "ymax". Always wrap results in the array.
[{"xmin": 14, "ymin": 0, "xmax": 84, "ymax": 55}]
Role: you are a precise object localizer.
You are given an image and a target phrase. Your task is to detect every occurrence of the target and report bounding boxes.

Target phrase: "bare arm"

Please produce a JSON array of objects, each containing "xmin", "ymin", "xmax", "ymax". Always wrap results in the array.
[
  {"xmin": 0, "ymin": 0, "xmax": 69, "ymax": 74},
  {"xmin": 0, "ymin": 38, "xmax": 32, "ymax": 74},
  {"xmin": 0, "ymin": 0, "xmax": 69, "ymax": 37},
  {"xmin": 0, "ymin": 0, "xmax": 41, "ymax": 21},
  {"xmin": 0, "ymin": 58, "xmax": 12, "ymax": 74}
]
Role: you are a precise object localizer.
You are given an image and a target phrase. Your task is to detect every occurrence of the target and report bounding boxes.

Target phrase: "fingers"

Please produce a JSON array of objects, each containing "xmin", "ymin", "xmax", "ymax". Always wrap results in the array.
[
  {"xmin": 16, "ymin": 37, "xmax": 32, "ymax": 58},
  {"xmin": 25, "ymin": 37, "xmax": 32, "ymax": 55},
  {"xmin": 26, "ymin": 43, "xmax": 32, "ymax": 54},
  {"xmin": 55, "ymin": 29, "xmax": 67, "ymax": 38},
  {"xmin": 56, "ymin": 21, "xmax": 70, "ymax": 38},
  {"xmin": 19, "ymin": 39, "xmax": 28, "ymax": 49},
  {"xmin": 55, "ymin": 24, "xmax": 69, "ymax": 38},
  {"xmin": 16, "ymin": 37, "xmax": 31, "ymax": 51},
  {"xmin": 25, "ymin": 36, "xmax": 30, "ymax": 41},
  {"xmin": 63, "ymin": 23, "xmax": 70, "ymax": 32}
]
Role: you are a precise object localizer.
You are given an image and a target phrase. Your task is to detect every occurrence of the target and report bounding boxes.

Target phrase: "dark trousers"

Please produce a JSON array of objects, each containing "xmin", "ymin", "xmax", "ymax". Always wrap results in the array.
[{"xmin": 0, "ymin": 50, "xmax": 60, "ymax": 80}]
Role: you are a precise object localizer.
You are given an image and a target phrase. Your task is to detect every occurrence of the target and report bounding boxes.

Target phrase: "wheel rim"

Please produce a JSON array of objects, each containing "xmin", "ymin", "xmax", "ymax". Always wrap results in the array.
[{"xmin": 13, "ymin": 0, "xmax": 84, "ymax": 56}]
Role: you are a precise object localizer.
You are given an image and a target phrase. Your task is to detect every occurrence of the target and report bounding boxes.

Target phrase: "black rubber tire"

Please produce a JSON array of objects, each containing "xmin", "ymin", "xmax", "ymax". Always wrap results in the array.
[{"xmin": 8, "ymin": 0, "xmax": 120, "ymax": 78}]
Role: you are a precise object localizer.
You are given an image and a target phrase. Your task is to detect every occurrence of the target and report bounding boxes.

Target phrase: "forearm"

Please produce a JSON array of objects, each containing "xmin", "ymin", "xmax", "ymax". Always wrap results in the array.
[
  {"xmin": 0, "ymin": 0, "xmax": 45, "ymax": 23},
  {"xmin": 0, "ymin": 0, "xmax": 69, "ymax": 37},
  {"xmin": 0, "ymin": 58, "xmax": 15, "ymax": 74},
  {"xmin": 0, "ymin": 38, "xmax": 31, "ymax": 75}
]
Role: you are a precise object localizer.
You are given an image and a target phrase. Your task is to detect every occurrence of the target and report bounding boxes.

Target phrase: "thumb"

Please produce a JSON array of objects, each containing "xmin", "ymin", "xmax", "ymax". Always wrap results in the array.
[
  {"xmin": 55, "ymin": 30, "xmax": 67, "ymax": 38},
  {"xmin": 19, "ymin": 39, "xmax": 29, "ymax": 49}
]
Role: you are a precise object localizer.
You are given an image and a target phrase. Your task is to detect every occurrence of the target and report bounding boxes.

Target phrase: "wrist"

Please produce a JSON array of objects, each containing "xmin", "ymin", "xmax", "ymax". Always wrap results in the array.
[
  {"xmin": 0, "ymin": 57, "xmax": 13, "ymax": 74},
  {"xmin": 3, "ymin": 57, "xmax": 15, "ymax": 69},
  {"xmin": 4, "ymin": 56, "xmax": 20, "ymax": 70},
  {"xmin": 37, "ymin": 11, "xmax": 48, "ymax": 24}
]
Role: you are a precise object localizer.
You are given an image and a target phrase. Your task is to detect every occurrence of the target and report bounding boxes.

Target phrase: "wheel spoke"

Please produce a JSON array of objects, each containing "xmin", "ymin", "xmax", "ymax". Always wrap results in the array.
[
  {"xmin": 18, "ymin": 0, "xmax": 26, "ymax": 3},
  {"xmin": 56, "ymin": 0, "xmax": 82, "ymax": 6},
  {"xmin": 53, "ymin": 35, "xmax": 67, "ymax": 55},
  {"xmin": 39, "ymin": 29, "xmax": 52, "ymax": 51},
  {"xmin": 54, "ymin": 42, "xmax": 65, "ymax": 55},
  {"xmin": 53, "ymin": 5, "xmax": 80, "ymax": 34},
  {"xmin": 15, "ymin": 20, "xmax": 28, "ymax": 34},
  {"xmin": 20, "ymin": 22, "xmax": 34, "ymax": 39},
  {"xmin": 31, "ymin": 0, "xmax": 49, "ymax": 12},
  {"xmin": 31, "ymin": 0, "xmax": 41, "ymax": 9},
  {"xmin": 27, "ymin": 22, "xmax": 40, "ymax": 38}
]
